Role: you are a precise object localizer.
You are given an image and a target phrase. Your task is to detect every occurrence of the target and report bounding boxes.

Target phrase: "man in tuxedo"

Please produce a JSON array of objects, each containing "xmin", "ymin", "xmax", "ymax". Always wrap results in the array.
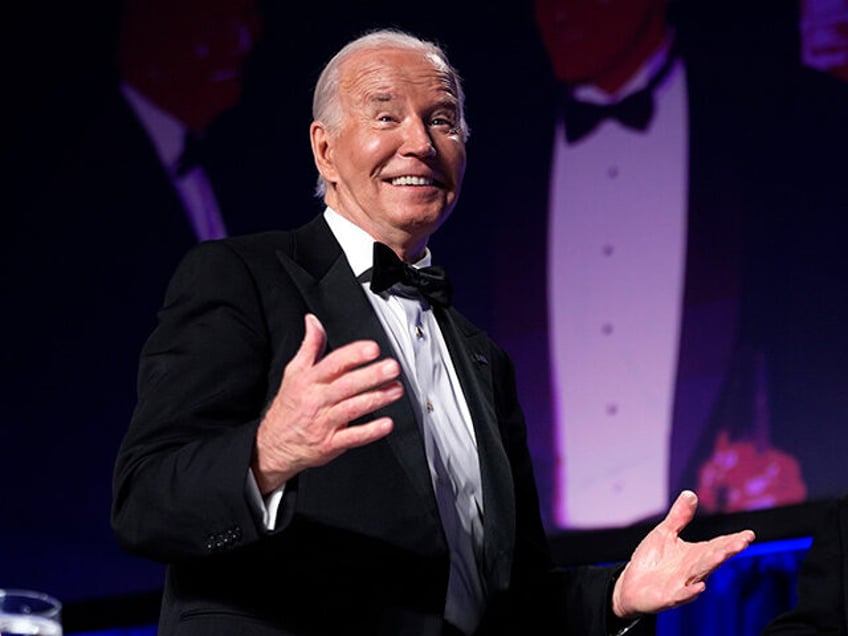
[
  {"xmin": 112, "ymin": 29, "xmax": 754, "ymax": 636},
  {"xmin": 508, "ymin": 0, "xmax": 848, "ymax": 529}
]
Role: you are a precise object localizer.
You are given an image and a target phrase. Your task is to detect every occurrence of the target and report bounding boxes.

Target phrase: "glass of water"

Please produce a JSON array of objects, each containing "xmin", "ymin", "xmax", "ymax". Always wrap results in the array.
[{"xmin": 0, "ymin": 590, "xmax": 62, "ymax": 636}]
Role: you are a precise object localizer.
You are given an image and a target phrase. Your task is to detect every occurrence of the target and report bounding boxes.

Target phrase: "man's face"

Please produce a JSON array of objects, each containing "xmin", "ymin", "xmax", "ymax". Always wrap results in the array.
[
  {"xmin": 312, "ymin": 47, "xmax": 467, "ymax": 258},
  {"xmin": 535, "ymin": 0, "xmax": 666, "ymax": 85}
]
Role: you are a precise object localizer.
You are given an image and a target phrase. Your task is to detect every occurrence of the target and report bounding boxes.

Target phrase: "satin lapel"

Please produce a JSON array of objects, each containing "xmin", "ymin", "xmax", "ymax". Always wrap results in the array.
[
  {"xmin": 273, "ymin": 217, "xmax": 437, "ymax": 510},
  {"xmin": 434, "ymin": 307, "xmax": 516, "ymax": 595}
]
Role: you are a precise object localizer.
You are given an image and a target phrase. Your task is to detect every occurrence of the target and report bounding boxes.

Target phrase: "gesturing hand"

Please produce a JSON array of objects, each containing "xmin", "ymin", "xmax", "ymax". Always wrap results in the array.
[
  {"xmin": 612, "ymin": 490, "xmax": 756, "ymax": 619},
  {"xmin": 252, "ymin": 313, "xmax": 404, "ymax": 494}
]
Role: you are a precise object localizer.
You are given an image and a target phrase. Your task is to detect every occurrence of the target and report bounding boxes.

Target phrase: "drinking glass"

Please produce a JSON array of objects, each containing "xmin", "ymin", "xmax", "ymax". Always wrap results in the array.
[{"xmin": 0, "ymin": 590, "xmax": 62, "ymax": 636}]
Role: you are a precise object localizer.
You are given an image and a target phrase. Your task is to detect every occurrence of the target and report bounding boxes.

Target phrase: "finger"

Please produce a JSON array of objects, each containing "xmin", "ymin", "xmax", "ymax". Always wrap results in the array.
[
  {"xmin": 331, "ymin": 416, "xmax": 395, "ymax": 452},
  {"xmin": 686, "ymin": 530, "xmax": 756, "ymax": 584},
  {"xmin": 324, "ymin": 357, "xmax": 401, "ymax": 405},
  {"xmin": 721, "ymin": 529, "xmax": 756, "ymax": 554},
  {"xmin": 288, "ymin": 315, "xmax": 384, "ymax": 384},
  {"xmin": 704, "ymin": 530, "xmax": 756, "ymax": 567},
  {"xmin": 662, "ymin": 489, "xmax": 699, "ymax": 535},
  {"xmin": 288, "ymin": 313, "xmax": 328, "ymax": 372},
  {"xmin": 312, "ymin": 339, "xmax": 383, "ymax": 382},
  {"xmin": 329, "ymin": 380, "xmax": 405, "ymax": 425},
  {"xmin": 675, "ymin": 581, "xmax": 707, "ymax": 606}
]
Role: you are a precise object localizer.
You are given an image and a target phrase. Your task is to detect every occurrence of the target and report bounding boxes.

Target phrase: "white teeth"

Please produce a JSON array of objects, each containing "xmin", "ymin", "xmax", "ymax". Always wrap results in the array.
[{"xmin": 391, "ymin": 175, "xmax": 433, "ymax": 186}]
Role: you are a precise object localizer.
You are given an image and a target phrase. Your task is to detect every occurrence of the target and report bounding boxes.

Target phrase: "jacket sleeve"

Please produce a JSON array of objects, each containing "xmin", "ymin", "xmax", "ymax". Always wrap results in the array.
[
  {"xmin": 111, "ymin": 240, "xmax": 294, "ymax": 562},
  {"xmin": 761, "ymin": 496, "xmax": 848, "ymax": 636}
]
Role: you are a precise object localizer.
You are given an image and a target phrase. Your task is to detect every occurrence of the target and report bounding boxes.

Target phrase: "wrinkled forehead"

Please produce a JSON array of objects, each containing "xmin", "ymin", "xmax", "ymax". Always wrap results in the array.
[{"xmin": 338, "ymin": 48, "xmax": 460, "ymax": 106}]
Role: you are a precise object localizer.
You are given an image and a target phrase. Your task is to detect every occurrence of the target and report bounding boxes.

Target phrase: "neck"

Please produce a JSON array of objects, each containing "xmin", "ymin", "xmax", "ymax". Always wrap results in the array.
[
  {"xmin": 325, "ymin": 199, "xmax": 429, "ymax": 264},
  {"xmin": 385, "ymin": 241, "xmax": 426, "ymax": 264}
]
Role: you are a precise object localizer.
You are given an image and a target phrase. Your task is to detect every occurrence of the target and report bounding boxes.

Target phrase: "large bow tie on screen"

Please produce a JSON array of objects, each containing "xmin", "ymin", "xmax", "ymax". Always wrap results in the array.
[
  {"xmin": 360, "ymin": 242, "xmax": 452, "ymax": 307},
  {"xmin": 562, "ymin": 89, "xmax": 655, "ymax": 143},
  {"xmin": 561, "ymin": 47, "xmax": 678, "ymax": 144}
]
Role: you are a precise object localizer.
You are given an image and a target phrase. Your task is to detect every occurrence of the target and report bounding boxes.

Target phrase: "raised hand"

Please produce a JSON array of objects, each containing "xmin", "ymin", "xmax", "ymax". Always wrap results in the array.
[
  {"xmin": 612, "ymin": 490, "xmax": 756, "ymax": 619},
  {"xmin": 252, "ymin": 313, "xmax": 404, "ymax": 494}
]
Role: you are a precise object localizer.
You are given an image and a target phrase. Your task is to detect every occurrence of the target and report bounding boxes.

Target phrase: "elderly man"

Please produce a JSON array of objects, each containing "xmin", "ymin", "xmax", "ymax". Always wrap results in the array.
[{"xmin": 112, "ymin": 29, "xmax": 754, "ymax": 636}]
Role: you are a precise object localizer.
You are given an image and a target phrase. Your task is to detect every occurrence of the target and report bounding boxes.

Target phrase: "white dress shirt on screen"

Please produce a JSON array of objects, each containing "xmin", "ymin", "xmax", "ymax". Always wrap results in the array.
[{"xmin": 547, "ymin": 44, "xmax": 689, "ymax": 527}]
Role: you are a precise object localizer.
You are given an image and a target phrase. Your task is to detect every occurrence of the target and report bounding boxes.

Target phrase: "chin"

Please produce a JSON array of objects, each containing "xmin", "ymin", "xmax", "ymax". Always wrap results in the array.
[
  {"xmin": 389, "ymin": 198, "xmax": 444, "ymax": 221},
  {"xmin": 389, "ymin": 208, "xmax": 443, "ymax": 235}
]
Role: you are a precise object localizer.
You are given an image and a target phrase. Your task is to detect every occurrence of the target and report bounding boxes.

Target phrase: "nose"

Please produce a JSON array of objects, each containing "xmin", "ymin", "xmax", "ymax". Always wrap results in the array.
[{"xmin": 401, "ymin": 118, "xmax": 436, "ymax": 158}]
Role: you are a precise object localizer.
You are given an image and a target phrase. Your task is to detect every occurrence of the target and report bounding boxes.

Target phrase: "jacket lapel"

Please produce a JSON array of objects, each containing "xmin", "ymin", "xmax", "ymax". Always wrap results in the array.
[
  {"xmin": 435, "ymin": 307, "xmax": 516, "ymax": 596},
  {"xmin": 274, "ymin": 216, "xmax": 438, "ymax": 510}
]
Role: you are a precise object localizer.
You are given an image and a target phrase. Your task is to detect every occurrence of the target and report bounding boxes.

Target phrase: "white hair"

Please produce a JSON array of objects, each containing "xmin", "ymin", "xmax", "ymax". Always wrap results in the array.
[{"xmin": 311, "ymin": 29, "xmax": 469, "ymax": 198}]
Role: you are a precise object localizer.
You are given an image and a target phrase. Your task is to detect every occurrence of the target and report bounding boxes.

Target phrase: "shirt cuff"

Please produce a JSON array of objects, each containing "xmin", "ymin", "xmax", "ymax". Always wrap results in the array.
[
  {"xmin": 607, "ymin": 565, "xmax": 642, "ymax": 636},
  {"xmin": 246, "ymin": 468, "xmax": 286, "ymax": 531},
  {"xmin": 612, "ymin": 618, "xmax": 641, "ymax": 636}
]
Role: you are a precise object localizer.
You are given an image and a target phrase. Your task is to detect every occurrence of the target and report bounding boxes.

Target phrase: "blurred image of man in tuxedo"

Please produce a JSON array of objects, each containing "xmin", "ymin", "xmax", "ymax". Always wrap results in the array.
[
  {"xmin": 2, "ymin": 0, "xmax": 278, "ymax": 600},
  {"xmin": 502, "ymin": 0, "xmax": 848, "ymax": 528}
]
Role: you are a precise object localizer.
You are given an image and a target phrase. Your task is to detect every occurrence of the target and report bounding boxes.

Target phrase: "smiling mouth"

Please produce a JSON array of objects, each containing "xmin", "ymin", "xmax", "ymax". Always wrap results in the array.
[{"xmin": 389, "ymin": 175, "xmax": 443, "ymax": 188}]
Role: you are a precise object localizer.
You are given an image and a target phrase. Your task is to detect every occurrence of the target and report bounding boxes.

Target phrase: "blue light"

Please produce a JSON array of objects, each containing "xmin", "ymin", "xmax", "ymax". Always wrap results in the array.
[{"xmin": 730, "ymin": 536, "xmax": 813, "ymax": 559}]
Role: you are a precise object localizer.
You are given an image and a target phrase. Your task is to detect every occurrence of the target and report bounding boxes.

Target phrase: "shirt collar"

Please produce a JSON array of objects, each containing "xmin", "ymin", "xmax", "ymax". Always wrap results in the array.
[{"xmin": 322, "ymin": 207, "xmax": 433, "ymax": 278}]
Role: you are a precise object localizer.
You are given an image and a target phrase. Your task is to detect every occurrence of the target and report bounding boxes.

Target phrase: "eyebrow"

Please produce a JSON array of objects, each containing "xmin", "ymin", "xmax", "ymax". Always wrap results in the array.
[
  {"xmin": 368, "ymin": 92, "xmax": 395, "ymax": 104},
  {"xmin": 431, "ymin": 98, "xmax": 459, "ymax": 111},
  {"xmin": 365, "ymin": 92, "xmax": 457, "ymax": 106},
  {"xmin": 362, "ymin": 93, "xmax": 459, "ymax": 115}
]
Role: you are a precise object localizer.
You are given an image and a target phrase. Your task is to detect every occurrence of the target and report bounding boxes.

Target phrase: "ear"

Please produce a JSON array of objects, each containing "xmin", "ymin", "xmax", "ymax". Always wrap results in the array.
[{"xmin": 310, "ymin": 121, "xmax": 338, "ymax": 187}]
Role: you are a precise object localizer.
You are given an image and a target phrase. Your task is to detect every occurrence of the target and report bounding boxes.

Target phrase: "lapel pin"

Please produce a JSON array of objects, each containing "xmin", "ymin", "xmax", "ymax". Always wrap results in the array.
[{"xmin": 472, "ymin": 352, "xmax": 489, "ymax": 366}]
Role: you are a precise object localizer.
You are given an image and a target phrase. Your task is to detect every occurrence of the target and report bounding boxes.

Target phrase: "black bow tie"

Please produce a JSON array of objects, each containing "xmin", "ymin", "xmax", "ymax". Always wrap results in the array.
[
  {"xmin": 359, "ymin": 242, "xmax": 452, "ymax": 307},
  {"xmin": 562, "ymin": 89, "xmax": 655, "ymax": 144},
  {"xmin": 560, "ymin": 46, "xmax": 678, "ymax": 144}
]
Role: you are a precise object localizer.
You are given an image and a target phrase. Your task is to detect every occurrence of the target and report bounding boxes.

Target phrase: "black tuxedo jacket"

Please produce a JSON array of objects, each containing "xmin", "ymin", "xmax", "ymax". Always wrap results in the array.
[
  {"xmin": 762, "ymin": 495, "xmax": 848, "ymax": 635},
  {"xmin": 112, "ymin": 215, "xmax": 644, "ymax": 635}
]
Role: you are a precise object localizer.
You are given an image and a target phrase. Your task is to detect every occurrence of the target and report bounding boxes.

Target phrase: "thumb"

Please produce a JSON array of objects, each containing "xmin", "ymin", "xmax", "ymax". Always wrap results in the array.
[
  {"xmin": 291, "ymin": 313, "xmax": 327, "ymax": 369},
  {"xmin": 663, "ymin": 489, "xmax": 699, "ymax": 536}
]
